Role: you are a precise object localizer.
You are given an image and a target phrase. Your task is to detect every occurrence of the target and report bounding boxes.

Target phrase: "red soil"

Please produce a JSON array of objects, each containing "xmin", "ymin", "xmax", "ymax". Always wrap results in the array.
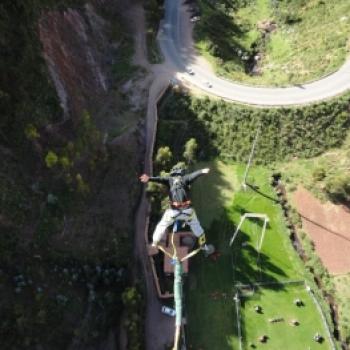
[{"xmin": 293, "ymin": 186, "xmax": 350, "ymax": 274}]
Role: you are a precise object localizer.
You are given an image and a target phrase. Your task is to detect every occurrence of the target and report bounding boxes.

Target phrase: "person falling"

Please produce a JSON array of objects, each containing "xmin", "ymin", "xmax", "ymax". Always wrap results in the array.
[{"xmin": 139, "ymin": 165, "xmax": 210, "ymax": 251}]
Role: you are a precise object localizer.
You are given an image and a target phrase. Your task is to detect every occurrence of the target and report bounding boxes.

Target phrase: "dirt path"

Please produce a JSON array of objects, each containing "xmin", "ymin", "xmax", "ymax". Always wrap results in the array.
[
  {"xmin": 126, "ymin": 1, "xmax": 175, "ymax": 349},
  {"xmin": 293, "ymin": 186, "xmax": 350, "ymax": 274}
]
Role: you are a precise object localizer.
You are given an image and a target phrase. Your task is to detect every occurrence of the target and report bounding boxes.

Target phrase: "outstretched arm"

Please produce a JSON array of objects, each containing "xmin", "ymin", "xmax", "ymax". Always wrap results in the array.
[
  {"xmin": 139, "ymin": 174, "xmax": 170, "ymax": 184},
  {"xmin": 186, "ymin": 168, "xmax": 210, "ymax": 183}
]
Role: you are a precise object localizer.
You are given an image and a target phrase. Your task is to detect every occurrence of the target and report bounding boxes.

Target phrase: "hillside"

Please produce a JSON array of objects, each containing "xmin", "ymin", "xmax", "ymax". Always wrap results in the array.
[
  {"xmin": 0, "ymin": 0, "xmax": 147, "ymax": 348},
  {"xmin": 193, "ymin": 0, "xmax": 350, "ymax": 86},
  {"xmin": 2, "ymin": 0, "xmax": 350, "ymax": 349}
]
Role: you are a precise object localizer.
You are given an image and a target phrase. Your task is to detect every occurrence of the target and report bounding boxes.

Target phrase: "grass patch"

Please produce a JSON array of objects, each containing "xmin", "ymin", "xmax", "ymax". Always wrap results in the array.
[
  {"xmin": 242, "ymin": 285, "xmax": 330, "ymax": 349},
  {"xmin": 230, "ymin": 164, "xmax": 303, "ymax": 283},
  {"xmin": 277, "ymin": 131, "xmax": 350, "ymax": 203},
  {"xmin": 332, "ymin": 274, "xmax": 350, "ymax": 343},
  {"xmin": 111, "ymin": 40, "xmax": 138, "ymax": 82},
  {"xmin": 191, "ymin": 160, "xmax": 240, "ymax": 228},
  {"xmin": 186, "ymin": 161, "xmax": 333, "ymax": 349},
  {"xmin": 144, "ymin": 0, "xmax": 164, "ymax": 64},
  {"xmin": 194, "ymin": 0, "xmax": 350, "ymax": 86}
]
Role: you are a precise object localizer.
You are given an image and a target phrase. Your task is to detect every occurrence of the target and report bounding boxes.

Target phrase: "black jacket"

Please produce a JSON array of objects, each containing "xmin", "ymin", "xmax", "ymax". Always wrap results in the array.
[{"xmin": 149, "ymin": 169, "xmax": 206, "ymax": 203}]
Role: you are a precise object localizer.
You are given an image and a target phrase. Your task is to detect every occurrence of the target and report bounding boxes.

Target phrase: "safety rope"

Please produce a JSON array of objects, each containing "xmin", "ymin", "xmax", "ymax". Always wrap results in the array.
[{"xmin": 155, "ymin": 230, "xmax": 201, "ymax": 350}]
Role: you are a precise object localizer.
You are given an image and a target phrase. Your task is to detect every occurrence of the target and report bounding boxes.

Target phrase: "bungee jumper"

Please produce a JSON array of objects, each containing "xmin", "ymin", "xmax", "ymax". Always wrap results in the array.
[{"xmin": 140, "ymin": 164, "xmax": 211, "ymax": 252}]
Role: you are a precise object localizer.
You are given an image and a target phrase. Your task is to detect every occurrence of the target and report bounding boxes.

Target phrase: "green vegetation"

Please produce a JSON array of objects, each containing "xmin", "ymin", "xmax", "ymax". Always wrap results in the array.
[
  {"xmin": 111, "ymin": 41, "xmax": 138, "ymax": 82},
  {"xmin": 0, "ymin": 1, "xmax": 143, "ymax": 348},
  {"xmin": 155, "ymin": 146, "xmax": 173, "ymax": 167},
  {"xmin": 156, "ymin": 91, "xmax": 348, "ymax": 347},
  {"xmin": 183, "ymin": 137, "xmax": 198, "ymax": 164},
  {"xmin": 242, "ymin": 286, "xmax": 330, "ymax": 350},
  {"xmin": 144, "ymin": 0, "xmax": 164, "ymax": 63},
  {"xmin": 157, "ymin": 91, "xmax": 350, "ymax": 164},
  {"xmin": 333, "ymin": 274, "xmax": 350, "ymax": 344},
  {"xmin": 185, "ymin": 162, "xmax": 334, "ymax": 349},
  {"xmin": 122, "ymin": 287, "xmax": 144, "ymax": 350},
  {"xmin": 194, "ymin": 0, "xmax": 350, "ymax": 86},
  {"xmin": 278, "ymin": 131, "xmax": 350, "ymax": 204}
]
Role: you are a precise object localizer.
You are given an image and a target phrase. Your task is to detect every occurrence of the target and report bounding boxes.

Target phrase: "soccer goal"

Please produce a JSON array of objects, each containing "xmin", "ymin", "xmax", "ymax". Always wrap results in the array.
[{"xmin": 229, "ymin": 213, "xmax": 269, "ymax": 250}]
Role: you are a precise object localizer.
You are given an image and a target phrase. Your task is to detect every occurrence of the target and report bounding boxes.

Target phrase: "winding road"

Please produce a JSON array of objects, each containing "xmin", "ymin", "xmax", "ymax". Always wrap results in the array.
[{"xmin": 158, "ymin": 0, "xmax": 350, "ymax": 106}]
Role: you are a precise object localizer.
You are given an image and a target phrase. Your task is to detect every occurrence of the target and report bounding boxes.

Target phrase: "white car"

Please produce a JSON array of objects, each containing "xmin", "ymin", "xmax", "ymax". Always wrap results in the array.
[
  {"xmin": 190, "ymin": 16, "xmax": 200, "ymax": 23},
  {"xmin": 161, "ymin": 305, "xmax": 176, "ymax": 317},
  {"xmin": 205, "ymin": 81, "xmax": 213, "ymax": 88},
  {"xmin": 186, "ymin": 67, "xmax": 195, "ymax": 75}
]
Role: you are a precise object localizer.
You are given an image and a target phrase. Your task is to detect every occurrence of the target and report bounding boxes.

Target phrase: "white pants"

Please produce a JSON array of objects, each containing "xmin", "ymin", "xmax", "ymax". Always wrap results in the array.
[{"xmin": 152, "ymin": 207, "xmax": 204, "ymax": 244}]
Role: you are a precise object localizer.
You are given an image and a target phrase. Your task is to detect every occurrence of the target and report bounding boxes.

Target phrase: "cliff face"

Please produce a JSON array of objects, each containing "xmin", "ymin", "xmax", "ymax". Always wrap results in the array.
[
  {"xmin": 36, "ymin": 0, "xmax": 145, "ymax": 260},
  {"xmin": 39, "ymin": 2, "xmax": 110, "ymax": 120},
  {"xmin": 0, "ymin": 1, "xmax": 147, "ymax": 348}
]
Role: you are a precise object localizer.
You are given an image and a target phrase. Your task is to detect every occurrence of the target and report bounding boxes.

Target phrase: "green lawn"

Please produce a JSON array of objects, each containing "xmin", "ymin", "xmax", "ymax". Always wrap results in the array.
[
  {"xmin": 186, "ymin": 161, "xmax": 334, "ymax": 349},
  {"xmin": 194, "ymin": 0, "xmax": 350, "ymax": 86},
  {"xmin": 243, "ymin": 285, "xmax": 331, "ymax": 350}
]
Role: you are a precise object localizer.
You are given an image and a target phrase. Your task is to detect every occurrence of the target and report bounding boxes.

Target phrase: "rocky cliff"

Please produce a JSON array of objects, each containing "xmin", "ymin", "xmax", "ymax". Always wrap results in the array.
[
  {"xmin": 39, "ymin": 2, "xmax": 110, "ymax": 120},
  {"xmin": 0, "ymin": 0, "xmax": 147, "ymax": 348}
]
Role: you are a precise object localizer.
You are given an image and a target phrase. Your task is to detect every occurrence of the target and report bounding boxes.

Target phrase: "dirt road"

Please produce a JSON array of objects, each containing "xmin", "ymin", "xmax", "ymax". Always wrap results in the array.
[
  {"xmin": 293, "ymin": 187, "xmax": 350, "ymax": 274},
  {"xmin": 127, "ymin": 2, "xmax": 175, "ymax": 349}
]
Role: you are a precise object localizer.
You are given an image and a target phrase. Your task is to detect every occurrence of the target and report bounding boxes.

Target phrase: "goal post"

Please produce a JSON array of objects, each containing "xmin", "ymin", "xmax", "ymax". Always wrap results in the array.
[{"xmin": 229, "ymin": 213, "xmax": 269, "ymax": 250}]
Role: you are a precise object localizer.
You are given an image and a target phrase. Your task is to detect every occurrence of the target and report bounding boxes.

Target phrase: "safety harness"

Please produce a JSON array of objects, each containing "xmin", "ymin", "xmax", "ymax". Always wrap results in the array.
[{"xmin": 170, "ymin": 200, "xmax": 191, "ymax": 209}]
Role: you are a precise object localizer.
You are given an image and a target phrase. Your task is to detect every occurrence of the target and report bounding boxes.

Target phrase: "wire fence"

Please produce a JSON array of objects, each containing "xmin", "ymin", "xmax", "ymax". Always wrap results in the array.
[
  {"xmin": 234, "ymin": 293, "xmax": 243, "ymax": 350},
  {"xmin": 306, "ymin": 284, "xmax": 337, "ymax": 350}
]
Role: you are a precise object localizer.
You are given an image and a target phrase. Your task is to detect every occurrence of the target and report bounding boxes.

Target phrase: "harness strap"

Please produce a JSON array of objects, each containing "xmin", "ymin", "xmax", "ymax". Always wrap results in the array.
[
  {"xmin": 171, "ymin": 209, "xmax": 192, "ymax": 219},
  {"xmin": 171, "ymin": 200, "xmax": 191, "ymax": 209}
]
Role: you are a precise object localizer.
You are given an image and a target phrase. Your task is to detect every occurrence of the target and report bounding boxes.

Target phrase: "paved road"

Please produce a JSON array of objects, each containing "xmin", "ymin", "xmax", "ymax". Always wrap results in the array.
[{"xmin": 158, "ymin": 0, "xmax": 350, "ymax": 106}]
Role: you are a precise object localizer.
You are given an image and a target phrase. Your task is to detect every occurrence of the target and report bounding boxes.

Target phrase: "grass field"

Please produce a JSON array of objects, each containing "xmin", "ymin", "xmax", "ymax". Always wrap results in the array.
[
  {"xmin": 194, "ymin": 0, "xmax": 350, "ymax": 86},
  {"xmin": 242, "ymin": 285, "xmax": 330, "ymax": 350},
  {"xmin": 185, "ymin": 161, "xmax": 334, "ymax": 349}
]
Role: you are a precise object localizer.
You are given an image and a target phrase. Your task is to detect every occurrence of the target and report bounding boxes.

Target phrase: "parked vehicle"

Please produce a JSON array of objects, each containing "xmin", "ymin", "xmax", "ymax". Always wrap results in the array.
[
  {"xmin": 186, "ymin": 67, "xmax": 195, "ymax": 75},
  {"xmin": 161, "ymin": 305, "xmax": 176, "ymax": 317},
  {"xmin": 190, "ymin": 15, "xmax": 200, "ymax": 22}
]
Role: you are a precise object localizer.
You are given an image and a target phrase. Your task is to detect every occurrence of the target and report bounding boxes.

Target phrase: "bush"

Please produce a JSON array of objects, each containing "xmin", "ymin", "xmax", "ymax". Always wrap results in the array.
[
  {"xmin": 45, "ymin": 151, "xmax": 58, "ymax": 168},
  {"xmin": 183, "ymin": 138, "xmax": 198, "ymax": 164},
  {"xmin": 312, "ymin": 166, "xmax": 326, "ymax": 181},
  {"xmin": 325, "ymin": 173, "xmax": 350, "ymax": 202},
  {"xmin": 157, "ymin": 92, "xmax": 350, "ymax": 164},
  {"xmin": 155, "ymin": 146, "xmax": 173, "ymax": 168}
]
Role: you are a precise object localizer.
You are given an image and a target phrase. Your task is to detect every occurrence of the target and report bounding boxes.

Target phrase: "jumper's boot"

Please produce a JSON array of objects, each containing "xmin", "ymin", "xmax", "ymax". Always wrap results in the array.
[{"xmin": 198, "ymin": 234, "xmax": 215, "ymax": 257}]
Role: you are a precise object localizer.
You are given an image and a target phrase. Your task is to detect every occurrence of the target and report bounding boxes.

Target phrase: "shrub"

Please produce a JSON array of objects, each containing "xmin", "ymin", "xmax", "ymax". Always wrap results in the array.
[
  {"xmin": 45, "ymin": 151, "xmax": 58, "ymax": 168},
  {"xmin": 157, "ymin": 92, "xmax": 350, "ymax": 164},
  {"xmin": 312, "ymin": 166, "xmax": 326, "ymax": 181},
  {"xmin": 155, "ymin": 146, "xmax": 172, "ymax": 168},
  {"xmin": 24, "ymin": 124, "xmax": 40, "ymax": 140},
  {"xmin": 325, "ymin": 173, "xmax": 350, "ymax": 202},
  {"xmin": 183, "ymin": 138, "xmax": 198, "ymax": 164}
]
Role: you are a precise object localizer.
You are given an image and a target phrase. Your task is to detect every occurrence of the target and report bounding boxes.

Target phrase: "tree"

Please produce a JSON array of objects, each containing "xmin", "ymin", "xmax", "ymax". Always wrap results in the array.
[
  {"xmin": 155, "ymin": 146, "xmax": 172, "ymax": 168},
  {"xmin": 183, "ymin": 138, "xmax": 198, "ymax": 164},
  {"xmin": 45, "ymin": 151, "xmax": 58, "ymax": 168}
]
